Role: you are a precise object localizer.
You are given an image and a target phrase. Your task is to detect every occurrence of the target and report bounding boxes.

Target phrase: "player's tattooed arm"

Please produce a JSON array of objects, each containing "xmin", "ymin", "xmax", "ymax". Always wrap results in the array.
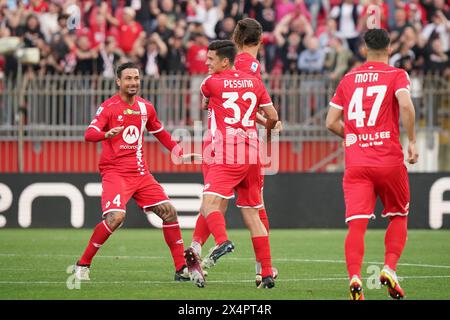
[{"xmin": 202, "ymin": 97, "xmax": 209, "ymax": 110}]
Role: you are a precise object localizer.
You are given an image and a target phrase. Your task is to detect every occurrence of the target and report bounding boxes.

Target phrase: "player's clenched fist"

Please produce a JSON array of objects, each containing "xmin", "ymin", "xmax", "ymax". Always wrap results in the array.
[
  {"xmin": 105, "ymin": 126, "xmax": 124, "ymax": 139},
  {"xmin": 407, "ymin": 142, "xmax": 419, "ymax": 164}
]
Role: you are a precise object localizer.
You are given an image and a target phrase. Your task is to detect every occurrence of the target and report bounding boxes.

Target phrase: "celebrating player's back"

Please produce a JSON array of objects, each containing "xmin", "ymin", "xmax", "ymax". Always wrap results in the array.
[
  {"xmin": 326, "ymin": 29, "xmax": 418, "ymax": 300},
  {"xmin": 201, "ymin": 69, "xmax": 273, "ymax": 163},
  {"xmin": 329, "ymin": 60, "xmax": 411, "ymax": 168}
]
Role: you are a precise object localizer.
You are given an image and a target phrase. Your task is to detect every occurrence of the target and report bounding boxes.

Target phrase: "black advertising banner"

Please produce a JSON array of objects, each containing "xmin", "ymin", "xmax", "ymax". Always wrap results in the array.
[{"xmin": 0, "ymin": 173, "xmax": 449, "ymax": 229}]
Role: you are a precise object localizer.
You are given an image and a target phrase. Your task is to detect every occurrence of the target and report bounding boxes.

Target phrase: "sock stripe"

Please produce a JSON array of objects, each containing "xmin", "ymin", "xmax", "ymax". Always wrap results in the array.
[
  {"xmin": 102, "ymin": 220, "xmax": 113, "ymax": 234},
  {"xmin": 162, "ymin": 223, "xmax": 180, "ymax": 228}
]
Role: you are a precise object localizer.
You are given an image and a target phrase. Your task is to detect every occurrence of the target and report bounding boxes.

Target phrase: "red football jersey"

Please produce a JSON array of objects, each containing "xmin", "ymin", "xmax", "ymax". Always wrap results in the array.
[
  {"xmin": 88, "ymin": 94, "xmax": 164, "ymax": 175},
  {"xmin": 330, "ymin": 61, "xmax": 410, "ymax": 167},
  {"xmin": 234, "ymin": 52, "xmax": 262, "ymax": 80},
  {"xmin": 200, "ymin": 69, "xmax": 273, "ymax": 163}
]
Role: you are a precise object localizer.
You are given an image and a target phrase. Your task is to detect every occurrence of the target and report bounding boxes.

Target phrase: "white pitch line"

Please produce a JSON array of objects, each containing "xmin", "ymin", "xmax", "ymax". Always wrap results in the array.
[
  {"xmin": 1, "ymin": 275, "xmax": 450, "ymax": 285},
  {"xmin": 1, "ymin": 253, "xmax": 450, "ymax": 269}
]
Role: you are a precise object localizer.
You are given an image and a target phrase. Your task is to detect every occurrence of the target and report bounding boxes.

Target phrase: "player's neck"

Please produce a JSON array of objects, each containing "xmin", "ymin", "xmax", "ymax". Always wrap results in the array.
[
  {"xmin": 119, "ymin": 93, "xmax": 136, "ymax": 106},
  {"xmin": 366, "ymin": 55, "xmax": 389, "ymax": 65},
  {"xmin": 239, "ymin": 46, "xmax": 258, "ymax": 58}
]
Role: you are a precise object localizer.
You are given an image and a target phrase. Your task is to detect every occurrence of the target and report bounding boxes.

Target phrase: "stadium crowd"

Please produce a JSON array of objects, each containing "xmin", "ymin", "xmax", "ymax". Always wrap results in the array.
[{"xmin": 0, "ymin": 0, "xmax": 449, "ymax": 79}]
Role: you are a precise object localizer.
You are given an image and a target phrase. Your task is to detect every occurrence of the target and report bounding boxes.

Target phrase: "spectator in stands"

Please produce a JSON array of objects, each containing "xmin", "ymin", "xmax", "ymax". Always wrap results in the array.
[
  {"xmin": 325, "ymin": 36, "xmax": 352, "ymax": 80},
  {"xmin": 153, "ymin": 13, "xmax": 174, "ymax": 44},
  {"xmin": 305, "ymin": 0, "xmax": 330, "ymax": 31},
  {"xmin": 421, "ymin": 9, "xmax": 450, "ymax": 53},
  {"xmin": 21, "ymin": 14, "xmax": 45, "ymax": 48},
  {"xmin": 274, "ymin": 13, "xmax": 312, "ymax": 73},
  {"xmin": 193, "ymin": 0, "xmax": 222, "ymax": 39},
  {"xmin": 390, "ymin": 7, "xmax": 412, "ymax": 40},
  {"xmin": 185, "ymin": 32, "xmax": 209, "ymax": 75},
  {"xmin": 185, "ymin": 31, "xmax": 208, "ymax": 122},
  {"xmin": 215, "ymin": 16, "xmax": 236, "ymax": 40},
  {"xmin": 106, "ymin": 6, "xmax": 146, "ymax": 57},
  {"xmin": 389, "ymin": 38, "xmax": 417, "ymax": 74},
  {"xmin": 140, "ymin": 32, "xmax": 168, "ymax": 77},
  {"xmin": 297, "ymin": 36, "xmax": 325, "ymax": 73},
  {"xmin": 98, "ymin": 36, "xmax": 125, "ymax": 78},
  {"xmin": 39, "ymin": 40, "xmax": 64, "ymax": 75},
  {"xmin": 392, "ymin": 26, "xmax": 425, "ymax": 72},
  {"xmin": 251, "ymin": 0, "xmax": 276, "ymax": 33},
  {"xmin": 49, "ymin": 13, "xmax": 74, "ymax": 71},
  {"xmin": 424, "ymin": 37, "xmax": 450, "ymax": 75},
  {"xmin": 318, "ymin": 18, "xmax": 339, "ymax": 49},
  {"xmin": 329, "ymin": 0, "xmax": 362, "ymax": 55},
  {"xmin": 74, "ymin": 34, "xmax": 100, "ymax": 74},
  {"xmin": 39, "ymin": 1, "xmax": 62, "ymax": 43},
  {"xmin": 27, "ymin": 0, "xmax": 49, "ymax": 13},
  {"xmin": 135, "ymin": 0, "xmax": 157, "ymax": 34},
  {"xmin": 165, "ymin": 35, "xmax": 187, "ymax": 74},
  {"xmin": 159, "ymin": 0, "xmax": 179, "ymax": 30}
]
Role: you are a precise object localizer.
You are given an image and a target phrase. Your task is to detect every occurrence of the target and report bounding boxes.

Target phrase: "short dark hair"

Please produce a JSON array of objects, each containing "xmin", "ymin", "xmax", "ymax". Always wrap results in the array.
[
  {"xmin": 208, "ymin": 40, "xmax": 237, "ymax": 65},
  {"xmin": 232, "ymin": 18, "xmax": 262, "ymax": 48},
  {"xmin": 364, "ymin": 29, "xmax": 390, "ymax": 51},
  {"xmin": 116, "ymin": 62, "xmax": 140, "ymax": 78}
]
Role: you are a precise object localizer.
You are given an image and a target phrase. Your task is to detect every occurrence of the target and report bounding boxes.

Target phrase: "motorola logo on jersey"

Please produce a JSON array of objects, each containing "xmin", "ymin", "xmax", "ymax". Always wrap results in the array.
[{"xmin": 122, "ymin": 125, "xmax": 139, "ymax": 144}]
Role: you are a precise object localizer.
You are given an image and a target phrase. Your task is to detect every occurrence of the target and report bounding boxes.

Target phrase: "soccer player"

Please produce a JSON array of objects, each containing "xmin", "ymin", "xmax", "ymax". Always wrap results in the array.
[
  {"xmin": 74, "ymin": 62, "xmax": 197, "ymax": 282},
  {"xmin": 326, "ymin": 29, "xmax": 418, "ymax": 300},
  {"xmin": 188, "ymin": 18, "xmax": 280, "ymax": 287},
  {"xmin": 184, "ymin": 40, "xmax": 279, "ymax": 289}
]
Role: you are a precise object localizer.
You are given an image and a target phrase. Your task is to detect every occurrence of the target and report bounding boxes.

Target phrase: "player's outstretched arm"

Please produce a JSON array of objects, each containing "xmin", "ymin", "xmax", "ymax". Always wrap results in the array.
[
  {"xmin": 326, "ymin": 106, "xmax": 344, "ymax": 138},
  {"xmin": 397, "ymin": 90, "xmax": 419, "ymax": 164}
]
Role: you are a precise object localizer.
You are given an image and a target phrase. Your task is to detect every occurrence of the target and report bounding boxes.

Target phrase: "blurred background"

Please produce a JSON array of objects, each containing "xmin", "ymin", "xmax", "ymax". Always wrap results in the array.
[{"xmin": 0, "ymin": 0, "xmax": 449, "ymax": 229}]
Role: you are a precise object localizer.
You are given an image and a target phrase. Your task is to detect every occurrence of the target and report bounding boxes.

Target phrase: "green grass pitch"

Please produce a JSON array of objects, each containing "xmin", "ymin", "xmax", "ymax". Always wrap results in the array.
[{"xmin": 0, "ymin": 229, "xmax": 449, "ymax": 300}]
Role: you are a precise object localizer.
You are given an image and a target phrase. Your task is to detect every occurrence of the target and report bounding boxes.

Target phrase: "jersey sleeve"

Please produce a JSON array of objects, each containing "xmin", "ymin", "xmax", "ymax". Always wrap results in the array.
[
  {"xmin": 329, "ymin": 82, "xmax": 345, "ymax": 110},
  {"xmin": 258, "ymin": 83, "xmax": 273, "ymax": 108},
  {"xmin": 200, "ymin": 75, "xmax": 212, "ymax": 98},
  {"xmin": 394, "ymin": 70, "xmax": 411, "ymax": 97},
  {"xmin": 88, "ymin": 105, "xmax": 110, "ymax": 132},
  {"xmin": 85, "ymin": 105, "xmax": 109, "ymax": 141},
  {"xmin": 145, "ymin": 103, "xmax": 164, "ymax": 134}
]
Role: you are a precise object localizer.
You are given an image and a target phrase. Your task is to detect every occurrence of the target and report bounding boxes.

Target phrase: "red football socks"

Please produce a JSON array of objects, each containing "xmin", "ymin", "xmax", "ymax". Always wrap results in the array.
[
  {"xmin": 162, "ymin": 221, "xmax": 186, "ymax": 271},
  {"xmin": 192, "ymin": 213, "xmax": 210, "ymax": 245},
  {"xmin": 384, "ymin": 216, "xmax": 408, "ymax": 271},
  {"xmin": 252, "ymin": 236, "xmax": 272, "ymax": 277},
  {"xmin": 258, "ymin": 208, "xmax": 270, "ymax": 233},
  {"xmin": 79, "ymin": 220, "xmax": 113, "ymax": 266},
  {"xmin": 345, "ymin": 219, "xmax": 368, "ymax": 279},
  {"xmin": 205, "ymin": 211, "xmax": 228, "ymax": 245}
]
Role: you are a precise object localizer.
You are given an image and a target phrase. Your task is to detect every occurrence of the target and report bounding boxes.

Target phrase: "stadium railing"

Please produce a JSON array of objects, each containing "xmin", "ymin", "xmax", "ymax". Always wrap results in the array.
[{"xmin": 0, "ymin": 73, "xmax": 448, "ymax": 173}]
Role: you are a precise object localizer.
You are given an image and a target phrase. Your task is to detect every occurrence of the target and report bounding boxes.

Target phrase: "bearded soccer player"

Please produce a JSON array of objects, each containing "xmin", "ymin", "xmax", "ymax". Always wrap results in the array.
[
  {"xmin": 188, "ymin": 18, "xmax": 281, "ymax": 287},
  {"xmin": 184, "ymin": 40, "xmax": 279, "ymax": 289},
  {"xmin": 74, "ymin": 62, "xmax": 196, "ymax": 282},
  {"xmin": 326, "ymin": 29, "xmax": 418, "ymax": 300}
]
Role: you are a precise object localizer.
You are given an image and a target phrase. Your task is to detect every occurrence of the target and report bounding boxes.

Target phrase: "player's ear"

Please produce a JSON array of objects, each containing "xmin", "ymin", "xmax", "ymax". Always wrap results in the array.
[
  {"xmin": 361, "ymin": 45, "xmax": 368, "ymax": 58},
  {"xmin": 115, "ymin": 77, "xmax": 121, "ymax": 87},
  {"xmin": 387, "ymin": 45, "xmax": 393, "ymax": 56}
]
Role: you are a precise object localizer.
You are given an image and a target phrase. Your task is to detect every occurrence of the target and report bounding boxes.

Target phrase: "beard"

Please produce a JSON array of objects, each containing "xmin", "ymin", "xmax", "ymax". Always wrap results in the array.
[{"xmin": 125, "ymin": 87, "xmax": 139, "ymax": 96}]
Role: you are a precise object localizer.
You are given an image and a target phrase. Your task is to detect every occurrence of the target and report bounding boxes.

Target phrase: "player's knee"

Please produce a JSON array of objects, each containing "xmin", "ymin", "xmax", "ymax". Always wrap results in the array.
[
  {"xmin": 164, "ymin": 205, "xmax": 178, "ymax": 222},
  {"xmin": 105, "ymin": 211, "xmax": 126, "ymax": 230}
]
